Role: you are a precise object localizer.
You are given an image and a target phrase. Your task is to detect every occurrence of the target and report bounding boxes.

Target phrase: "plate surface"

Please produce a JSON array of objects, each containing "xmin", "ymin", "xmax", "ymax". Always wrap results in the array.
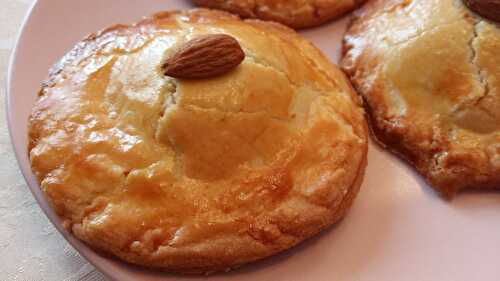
[{"xmin": 7, "ymin": 0, "xmax": 500, "ymax": 280}]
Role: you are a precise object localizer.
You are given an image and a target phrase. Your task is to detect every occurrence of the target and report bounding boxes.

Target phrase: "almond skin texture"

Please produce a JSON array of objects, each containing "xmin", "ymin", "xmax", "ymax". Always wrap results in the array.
[
  {"xmin": 163, "ymin": 34, "xmax": 245, "ymax": 79},
  {"xmin": 463, "ymin": 0, "xmax": 500, "ymax": 22}
]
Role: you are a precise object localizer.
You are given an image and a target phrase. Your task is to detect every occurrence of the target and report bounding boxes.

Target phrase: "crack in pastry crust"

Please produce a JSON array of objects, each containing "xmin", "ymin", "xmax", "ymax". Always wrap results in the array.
[
  {"xmin": 192, "ymin": 0, "xmax": 367, "ymax": 29},
  {"xmin": 465, "ymin": 21, "xmax": 491, "ymax": 113},
  {"xmin": 342, "ymin": 0, "xmax": 500, "ymax": 196},
  {"xmin": 29, "ymin": 9, "xmax": 368, "ymax": 273}
]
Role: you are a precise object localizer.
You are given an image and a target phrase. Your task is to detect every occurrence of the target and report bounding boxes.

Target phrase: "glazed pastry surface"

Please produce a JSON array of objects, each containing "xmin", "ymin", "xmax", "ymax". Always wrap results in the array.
[
  {"xmin": 342, "ymin": 0, "xmax": 500, "ymax": 196},
  {"xmin": 29, "ymin": 9, "xmax": 368, "ymax": 272},
  {"xmin": 192, "ymin": 0, "xmax": 366, "ymax": 28}
]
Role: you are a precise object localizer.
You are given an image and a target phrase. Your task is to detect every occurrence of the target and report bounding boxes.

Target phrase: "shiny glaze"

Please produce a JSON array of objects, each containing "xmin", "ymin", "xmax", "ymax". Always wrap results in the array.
[
  {"xmin": 342, "ymin": 0, "xmax": 500, "ymax": 195},
  {"xmin": 29, "ymin": 10, "xmax": 367, "ymax": 271}
]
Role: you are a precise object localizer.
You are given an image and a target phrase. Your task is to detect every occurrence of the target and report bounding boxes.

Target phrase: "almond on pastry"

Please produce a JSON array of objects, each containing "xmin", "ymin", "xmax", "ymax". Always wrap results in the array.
[{"xmin": 163, "ymin": 34, "xmax": 245, "ymax": 79}]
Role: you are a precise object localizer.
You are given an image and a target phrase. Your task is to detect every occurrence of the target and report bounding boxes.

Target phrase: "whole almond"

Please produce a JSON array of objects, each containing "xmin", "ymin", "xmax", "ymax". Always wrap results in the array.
[
  {"xmin": 463, "ymin": 0, "xmax": 500, "ymax": 22},
  {"xmin": 163, "ymin": 34, "xmax": 245, "ymax": 79}
]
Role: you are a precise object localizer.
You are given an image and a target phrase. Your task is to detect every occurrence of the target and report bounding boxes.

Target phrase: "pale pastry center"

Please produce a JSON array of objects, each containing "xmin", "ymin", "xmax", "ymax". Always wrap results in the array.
[{"xmin": 156, "ymin": 60, "xmax": 296, "ymax": 180}]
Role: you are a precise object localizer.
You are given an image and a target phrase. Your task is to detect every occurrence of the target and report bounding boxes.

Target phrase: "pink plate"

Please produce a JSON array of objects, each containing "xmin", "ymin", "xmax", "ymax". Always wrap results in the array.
[{"xmin": 7, "ymin": 0, "xmax": 500, "ymax": 280}]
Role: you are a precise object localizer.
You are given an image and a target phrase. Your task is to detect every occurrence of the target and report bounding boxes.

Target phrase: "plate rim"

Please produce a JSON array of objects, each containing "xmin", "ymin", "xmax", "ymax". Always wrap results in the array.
[{"xmin": 5, "ymin": 1, "xmax": 119, "ymax": 280}]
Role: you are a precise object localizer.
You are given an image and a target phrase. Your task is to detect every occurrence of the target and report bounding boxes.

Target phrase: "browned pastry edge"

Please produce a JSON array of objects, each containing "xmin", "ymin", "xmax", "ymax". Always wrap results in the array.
[
  {"xmin": 96, "ymin": 146, "xmax": 367, "ymax": 274},
  {"xmin": 192, "ymin": 0, "xmax": 367, "ymax": 29},
  {"xmin": 341, "ymin": 1, "xmax": 500, "ymax": 197}
]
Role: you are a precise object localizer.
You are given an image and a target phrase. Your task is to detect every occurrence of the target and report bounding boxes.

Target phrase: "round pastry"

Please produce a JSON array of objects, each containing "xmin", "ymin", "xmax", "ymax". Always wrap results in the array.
[
  {"xmin": 191, "ymin": 0, "xmax": 366, "ymax": 29},
  {"xmin": 29, "ymin": 9, "xmax": 368, "ymax": 273},
  {"xmin": 342, "ymin": 0, "xmax": 500, "ymax": 196}
]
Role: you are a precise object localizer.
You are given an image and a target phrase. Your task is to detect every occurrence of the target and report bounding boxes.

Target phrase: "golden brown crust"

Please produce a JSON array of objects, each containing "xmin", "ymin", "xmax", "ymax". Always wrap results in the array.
[
  {"xmin": 192, "ymin": 0, "xmax": 366, "ymax": 29},
  {"xmin": 29, "ymin": 9, "xmax": 368, "ymax": 273},
  {"xmin": 342, "ymin": 0, "xmax": 500, "ymax": 196}
]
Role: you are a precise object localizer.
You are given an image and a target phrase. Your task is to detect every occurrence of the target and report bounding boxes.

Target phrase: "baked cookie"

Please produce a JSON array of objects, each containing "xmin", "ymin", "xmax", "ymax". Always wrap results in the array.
[
  {"xmin": 192, "ymin": 0, "xmax": 366, "ymax": 29},
  {"xmin": 29, "ymin": 9, "xmax": 368, "ymax": 273},
  {"xmin": 342, "ymin": 0, "xmax": 500, "ymax": 196}
]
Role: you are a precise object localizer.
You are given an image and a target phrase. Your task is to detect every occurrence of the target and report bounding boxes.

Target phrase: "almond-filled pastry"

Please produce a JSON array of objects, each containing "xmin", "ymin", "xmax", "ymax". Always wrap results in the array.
[
  {"xmin": 342, "ymin": 0, "xmax": 500, "ymax": 196},
  {"xmin": 29, "ymin": 9, "xmax": 368, "ymax": 273},
  {"xmin": 192, "ymin": 0, "xmax": 366, "ymax": 29}
]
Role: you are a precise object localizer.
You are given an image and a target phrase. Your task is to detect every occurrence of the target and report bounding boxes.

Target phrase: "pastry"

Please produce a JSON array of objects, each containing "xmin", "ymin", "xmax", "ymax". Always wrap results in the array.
[
  {"xmin": 191, "ymin": 0, "xmax": 366, "ymax": 29},
  {"xmin": 29, "ymin": 9, "xmax": 368, "ymax": 273},
  {"xmin": 342, "ymin": 0, "xmax": 500, "ymax": 196}
]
